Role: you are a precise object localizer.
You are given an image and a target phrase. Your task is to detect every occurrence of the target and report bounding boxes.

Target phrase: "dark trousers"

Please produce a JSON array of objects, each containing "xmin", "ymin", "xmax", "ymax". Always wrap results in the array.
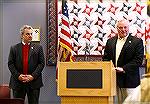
[{"xmin": 12, "ymin": 86, "xmax": 40, "ymax": 104}]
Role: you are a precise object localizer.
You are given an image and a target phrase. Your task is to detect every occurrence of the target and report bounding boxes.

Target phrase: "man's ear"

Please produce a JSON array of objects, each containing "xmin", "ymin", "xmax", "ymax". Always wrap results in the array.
[{"xmin": 20, "ymin": 34, "xmax": 23, "ymax": 39}]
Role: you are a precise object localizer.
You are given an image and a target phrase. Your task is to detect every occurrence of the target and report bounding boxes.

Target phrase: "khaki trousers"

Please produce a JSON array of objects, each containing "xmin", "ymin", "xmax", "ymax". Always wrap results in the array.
[{"xmin": 117, "ymin": 86, "xmax": 136, "ymax": 104}]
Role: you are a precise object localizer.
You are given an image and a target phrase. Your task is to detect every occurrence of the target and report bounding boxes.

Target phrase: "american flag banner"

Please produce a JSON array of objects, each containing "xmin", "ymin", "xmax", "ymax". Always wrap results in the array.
[{"xmin": 58, "ymin": 0, "xmax": 75, "ymax": 62}]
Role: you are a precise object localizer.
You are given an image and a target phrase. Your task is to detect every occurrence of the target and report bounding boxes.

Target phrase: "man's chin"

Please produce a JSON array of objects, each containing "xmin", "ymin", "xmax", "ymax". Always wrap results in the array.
[
  {"xmin": 25, "ymin": 40, "xmax": 32, "ymax": 43},
  {"xmin": 28, "ymin": 40, "xmax": 32, "ymax": 42}
]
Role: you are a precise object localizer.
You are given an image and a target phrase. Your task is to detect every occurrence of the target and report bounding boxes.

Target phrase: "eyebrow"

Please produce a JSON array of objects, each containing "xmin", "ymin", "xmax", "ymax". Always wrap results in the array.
[{"xmin": 117, "ymin": 25, "xmax": 128, "ymax": 28}]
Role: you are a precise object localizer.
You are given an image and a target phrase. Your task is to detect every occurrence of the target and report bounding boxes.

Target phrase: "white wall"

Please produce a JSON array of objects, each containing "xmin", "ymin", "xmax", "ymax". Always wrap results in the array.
[{"xmin": 0, "ymin": 0, "xmax": 3, "ymax": 84}]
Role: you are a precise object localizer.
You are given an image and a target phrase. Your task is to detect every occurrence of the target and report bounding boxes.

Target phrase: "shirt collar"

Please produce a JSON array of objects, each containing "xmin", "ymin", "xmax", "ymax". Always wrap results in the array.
[
  {"xmin": 22, "ymin": 41, "xmax": 30, "ymax": 45},
  {"xmin": 118, "ymin": 34, "xmax": 129, "ymax": 40}
]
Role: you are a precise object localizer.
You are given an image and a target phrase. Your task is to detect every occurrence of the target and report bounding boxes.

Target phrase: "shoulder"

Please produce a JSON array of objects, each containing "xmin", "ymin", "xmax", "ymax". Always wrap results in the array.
[
  {"xmin": 108, "ymin": 36, "xmax": 117, "ymax": 40},
  {"xmin": 106, "ymin": 36, "xmax": 117, "ymax": 43},
  {"xmin": 31, "ymin": 43, "xmax": 42, "ymax": 47},
  {"xmin": 129, "ymin": 36, "xmax": 144, "ymax": 49},
  {"xmin": 10, "ymin": 43, "xmax": 21, "ymax": 49},
  {"xmin": 130, "ymin": 35, "xmax": 143, "ymax": 42},
  {"xmin": 31, "ymin": 43, "xmax": 43, "ymax": 50}
]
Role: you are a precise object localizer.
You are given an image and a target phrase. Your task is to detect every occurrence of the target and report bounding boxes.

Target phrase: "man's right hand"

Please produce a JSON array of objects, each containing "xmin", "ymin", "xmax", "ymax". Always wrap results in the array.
[
  {"xmin": 18, "ymin": 74, "xmax": 34, "ymax": 83},
  {"xmin": 18, "ymin": 74, "xmax": 28, "ymax": 83}
]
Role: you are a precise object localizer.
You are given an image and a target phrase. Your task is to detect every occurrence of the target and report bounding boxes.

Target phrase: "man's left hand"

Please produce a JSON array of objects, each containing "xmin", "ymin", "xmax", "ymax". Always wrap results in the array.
[{"xmin": 113, "ymin": 67, "xmax": 125, "ymax": 73}]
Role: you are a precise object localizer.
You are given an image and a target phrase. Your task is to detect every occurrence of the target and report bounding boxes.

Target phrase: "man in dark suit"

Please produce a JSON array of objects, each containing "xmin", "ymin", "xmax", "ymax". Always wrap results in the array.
[
  {"xmin": 102, "ymin": 19, "xmax": 144, "ymax": 104},
  {"xmin": 8, "ymin": 25, "xmax": 45, "ymax": 104}
]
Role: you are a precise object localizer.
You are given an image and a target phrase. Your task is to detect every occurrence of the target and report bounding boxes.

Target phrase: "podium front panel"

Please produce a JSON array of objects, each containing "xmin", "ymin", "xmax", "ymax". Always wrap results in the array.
[
  {"xmin": 67, "ymin": 69, "xmax": 102, "ymax": 88},
  {"xmin": 57, "ymin": 61, "xmax": 116, "ymax": 96}
]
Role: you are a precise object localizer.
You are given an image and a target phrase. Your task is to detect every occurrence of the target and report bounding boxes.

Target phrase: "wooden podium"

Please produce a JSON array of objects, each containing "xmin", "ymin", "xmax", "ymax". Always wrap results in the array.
[{"xmin": 57, "ymin": 61, "xmax": 116, "ymax": 104}]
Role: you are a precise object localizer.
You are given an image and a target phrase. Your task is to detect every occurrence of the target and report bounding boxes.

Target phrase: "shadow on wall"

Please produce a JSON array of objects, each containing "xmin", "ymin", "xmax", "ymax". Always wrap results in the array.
[{"xmin": 148, "ymin": 4, "xmax": 150, "ymax": 17}]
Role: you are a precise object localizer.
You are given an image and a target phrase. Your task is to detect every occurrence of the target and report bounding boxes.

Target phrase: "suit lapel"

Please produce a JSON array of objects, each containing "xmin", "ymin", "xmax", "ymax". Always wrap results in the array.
[
  {"xmin": 120, "ymin": 35, "xmax": 132, "ymax": 57},
  {"xmin": 18, "ymin": 43, "xmax": 23, "ymax": 64},
  {"xmin": 29, "ymin": 43, "xmax": 34, "ymax": 60},
  {"xmin": 112, "ymin": 37, "xmax": 118, "ymax": 60}
]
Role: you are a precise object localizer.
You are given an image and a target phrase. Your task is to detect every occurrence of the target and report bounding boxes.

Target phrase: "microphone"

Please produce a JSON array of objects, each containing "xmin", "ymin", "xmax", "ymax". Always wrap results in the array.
[
  {"xmin": 117, "ymin": 27, "xmax": 123, "ymax": 34},
  {"xmin": 117, "ymin": 27, "xmax": 127, "ymax": 39},
  {"xmin": 86, "ymin": 42, "xmax": 90, "ymax": 55}
]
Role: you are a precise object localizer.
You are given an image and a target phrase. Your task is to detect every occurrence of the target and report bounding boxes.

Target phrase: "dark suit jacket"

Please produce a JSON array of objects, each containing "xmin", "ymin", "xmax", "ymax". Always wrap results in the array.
[
  {"xmin": 8, "ymin": 43, "xmax": 45, "ymax": 89},
  {"xmin": 103, "ymin": 35, "xmax": 144, "ymax": 88}
]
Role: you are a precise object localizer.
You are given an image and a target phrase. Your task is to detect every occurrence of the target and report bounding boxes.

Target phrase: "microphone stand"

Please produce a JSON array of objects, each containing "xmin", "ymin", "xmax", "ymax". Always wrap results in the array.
[{"xmin": 84, "ymin": 42, "xmax": 90, "ymax": 61}]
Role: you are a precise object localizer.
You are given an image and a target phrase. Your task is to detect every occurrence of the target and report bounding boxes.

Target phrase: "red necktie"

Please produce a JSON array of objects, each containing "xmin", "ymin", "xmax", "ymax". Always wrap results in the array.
[{"xmin": 22, "ymin": 44, "xmax": 29, "ymax": 75}]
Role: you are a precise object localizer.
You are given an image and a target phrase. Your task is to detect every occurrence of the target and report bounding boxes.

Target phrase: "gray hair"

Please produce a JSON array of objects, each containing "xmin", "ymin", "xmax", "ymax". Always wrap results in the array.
[
  {"xmin": 20, "ymin": 25, "xmax": 33, "ymax": 35},
  {"xmin": 116, "ymin": 19, "xmax": 129, "ymax": 28}
]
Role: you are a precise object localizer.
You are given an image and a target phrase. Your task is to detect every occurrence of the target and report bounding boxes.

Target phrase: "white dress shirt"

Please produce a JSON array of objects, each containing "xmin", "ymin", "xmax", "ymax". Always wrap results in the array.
[{"xmin": 115, "ymin": 36, "xmax": 128, "ymax": 66}]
